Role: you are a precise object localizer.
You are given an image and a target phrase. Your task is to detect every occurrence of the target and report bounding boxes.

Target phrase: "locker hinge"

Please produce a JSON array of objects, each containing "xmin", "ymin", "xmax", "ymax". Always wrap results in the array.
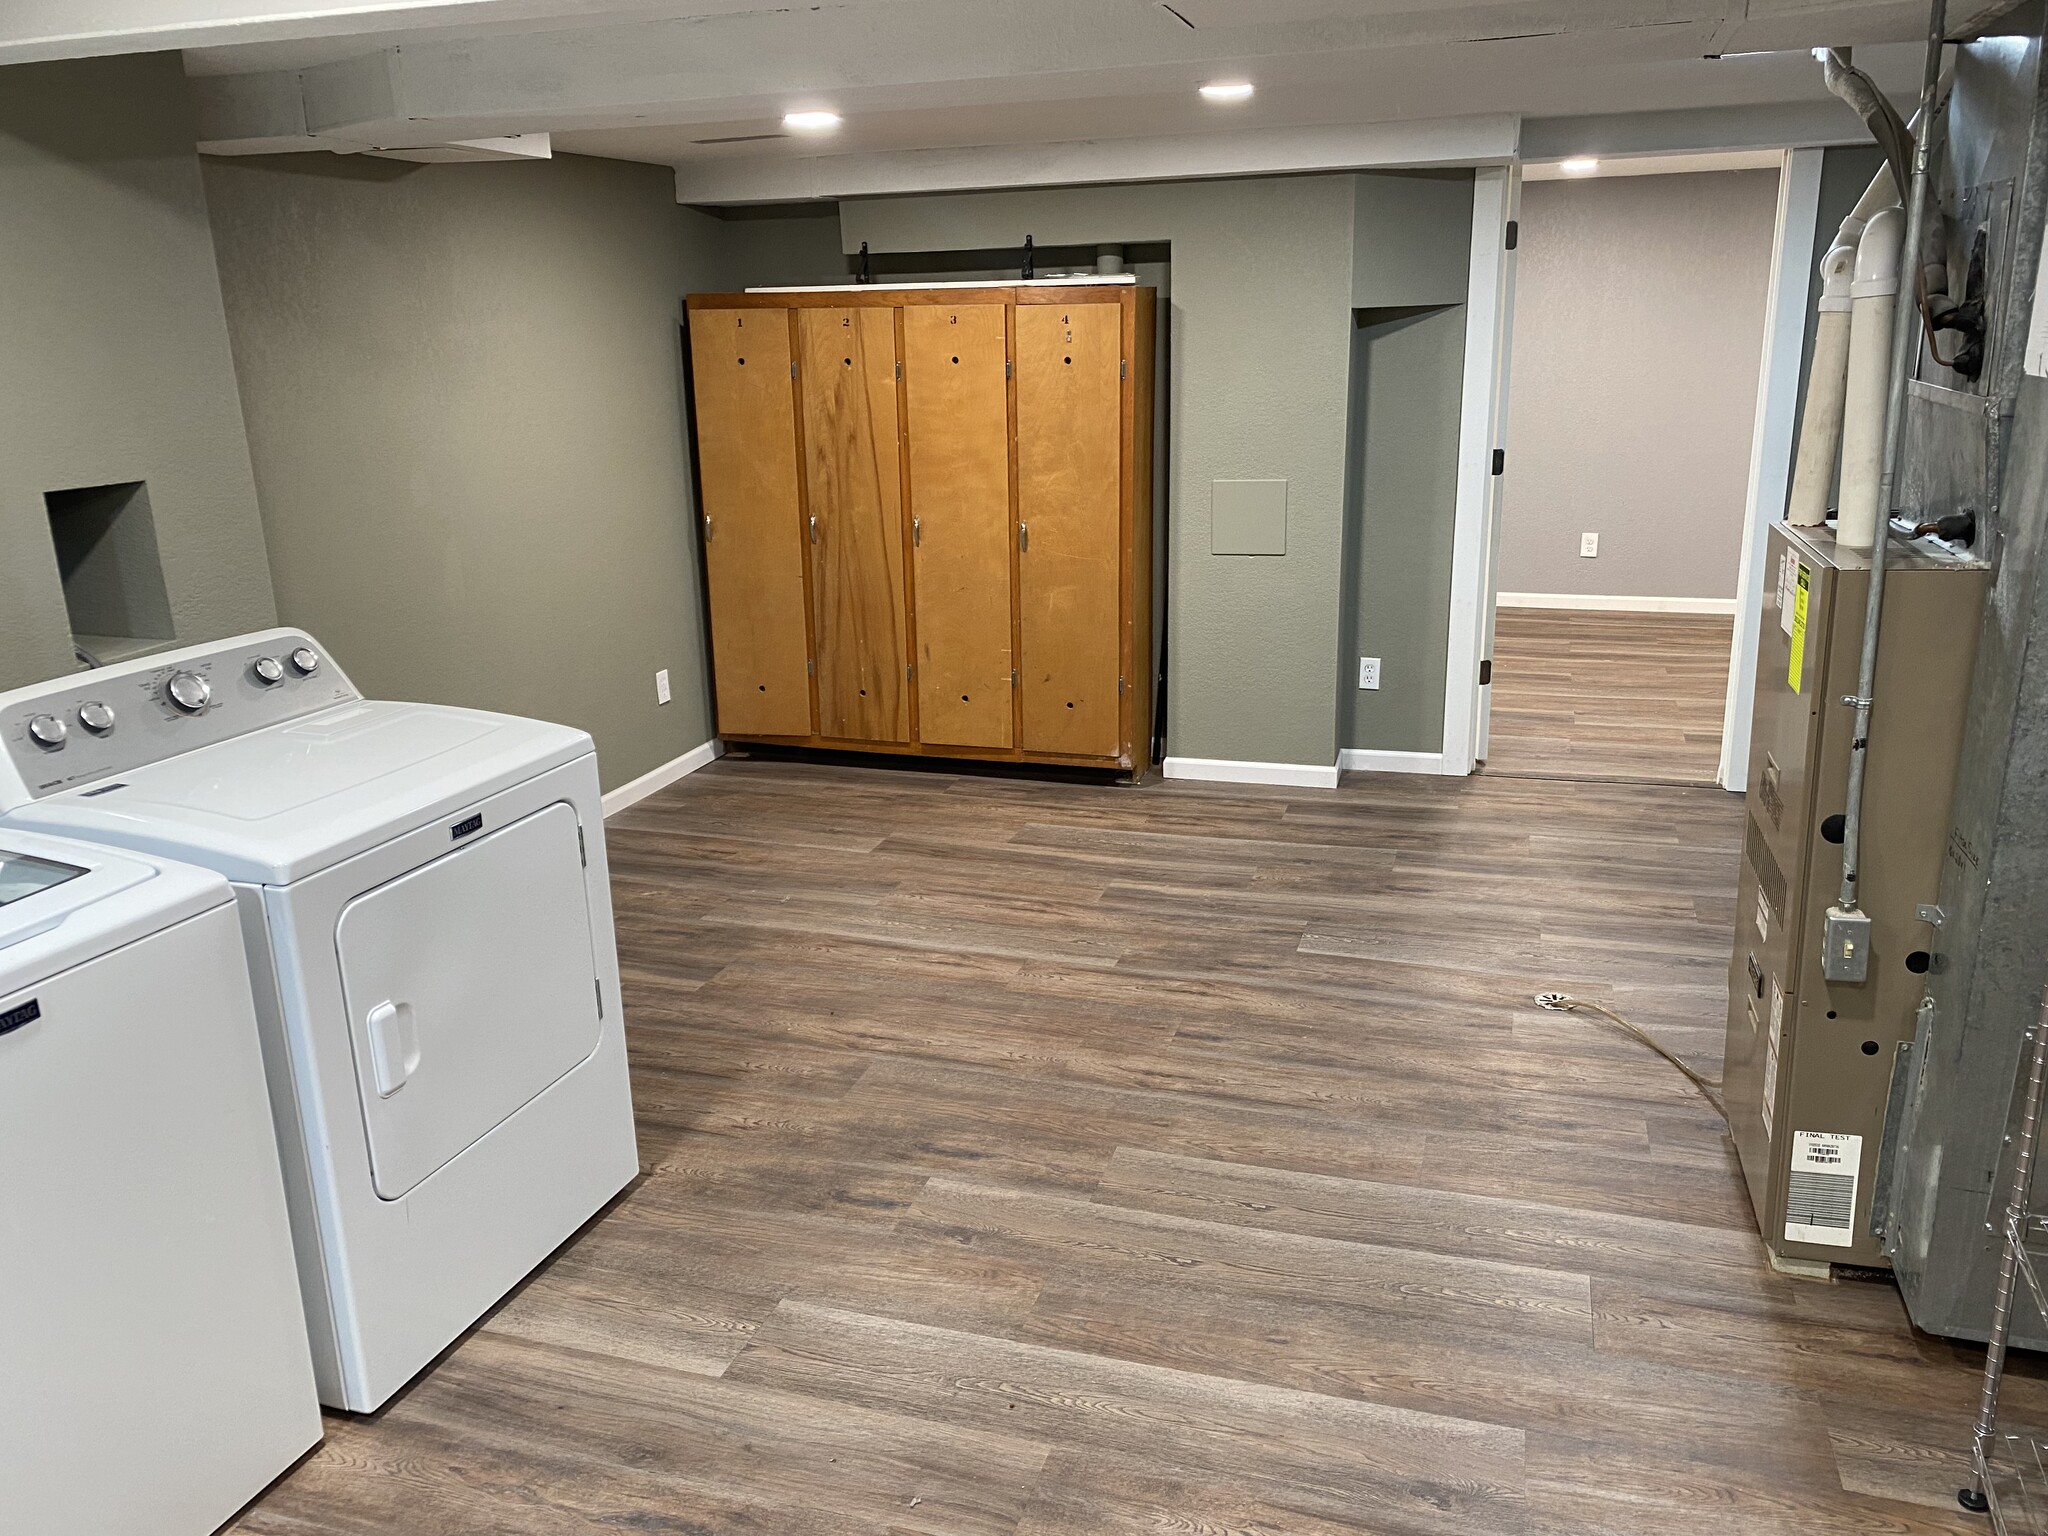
[
  {"xmin": 1121, "ymin": 359, "xmax": 1128, "ymax": 380},
  {"xmin": 1491, "ymin": 448, "xmax": 1505, "ymax": 476},
  {"xmin": 1505, "ymin": 219, "xmax": 1519, "ymax": 251},
  {"xmin": 907, "ymin": 663, "xmax": 914, "ymax": 681},
  {"xmin": 1478, "ymin": 658, "xmax": 1492, "ymax": 686},
  {"xmin": 594, "ymin": 979, "xmax": 604, "ymax": 1019},
  {"xmin": 896, "ymin": 360, "xmax": 902, "ymax": 380},
  {"xmin": 807, "ymin": 658, "xmax": 815, "ymax": 675},
  {"xmin": 790, "ymin": 361, "xmax": 798, "ymax": 378},
  {"xmin": 1118, "ymin": 675, "xmax": 1126, "ymax": 694},
  {"xmin": 1006, "ymin": 359, "xmax": 1013, "ymax": 380},
  {"xmin": 577, "ymin": 826, "xmax": 587, "ymax": 867},
  {"xmin": 1012, "ymin": 669, "xmax": 1019, "ymax": 687}
]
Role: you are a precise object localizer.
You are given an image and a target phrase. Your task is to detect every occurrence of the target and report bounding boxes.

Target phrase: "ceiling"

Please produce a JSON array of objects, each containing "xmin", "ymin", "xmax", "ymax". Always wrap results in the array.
[{"xmin": 4, "ymin": 0, "xmax": 2015, "ymax": 200}]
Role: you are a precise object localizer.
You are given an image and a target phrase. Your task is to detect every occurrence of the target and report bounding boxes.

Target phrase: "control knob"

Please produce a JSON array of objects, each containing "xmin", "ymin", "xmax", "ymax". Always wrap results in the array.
[
  {"xmin": 77, "ymin": 701, "xmax": 115, "ymax": 734},
  {"xmin": 289, "ymin": 647, "xmax": 321, "ymax": 677},
  {"xmin": 26, "ymin": 714, "xmax": 66, "ymax": 748},
  {"xmin": 165, "ymin": 671, "xmax": 211, "ymax": 714},
  {"xmin": 251, "ymin": 655, "xmax": 284, "ymax": 686}
]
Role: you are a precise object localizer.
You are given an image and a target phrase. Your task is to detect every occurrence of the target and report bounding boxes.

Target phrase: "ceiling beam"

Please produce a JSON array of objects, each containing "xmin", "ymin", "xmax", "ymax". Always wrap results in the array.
[{"xmin": 671, "ymin": 115, "xmax": 1522, "ymax": 205}]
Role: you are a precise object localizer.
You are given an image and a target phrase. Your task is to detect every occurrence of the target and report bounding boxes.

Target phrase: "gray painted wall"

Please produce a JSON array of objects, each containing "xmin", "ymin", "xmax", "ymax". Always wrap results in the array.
[
  {"xmin": 1340, "ymin": 306, "xmax": 1468, "ymax": 753},
  {"xmin": 0, "ymin": 53, "xmax": 275, "ymax": 690},
  {"xmin": 1499, "ymin": 169, "xmax": 1780, "ymax": 601},
  {"xmin": 843, "ymin": 171, "xmax": 1471, "ymax": 768},
  {"xmin": 204, "ymin": 152, "xmax": 730, "ymax": 793}
]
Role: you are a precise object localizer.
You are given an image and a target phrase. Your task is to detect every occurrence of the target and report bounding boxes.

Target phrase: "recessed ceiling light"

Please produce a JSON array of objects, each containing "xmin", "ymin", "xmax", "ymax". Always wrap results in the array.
[
  {"xmin": 1199, "ymin": 81, "xmax": 1254, "ymax": 102},
  {"xmin": 1559, "ymin": 157, "xmax": 1600, "ymax": 176},
  {"xmin": 782, "ymin": 110, "xmax": 842, "ymax": 132}
]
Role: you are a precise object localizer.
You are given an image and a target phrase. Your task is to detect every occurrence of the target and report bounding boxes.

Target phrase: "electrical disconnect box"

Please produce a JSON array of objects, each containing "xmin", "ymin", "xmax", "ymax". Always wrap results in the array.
[{"xmin": 1725, "ymin": 522, "xmax": 1987, "ymax": 1269}]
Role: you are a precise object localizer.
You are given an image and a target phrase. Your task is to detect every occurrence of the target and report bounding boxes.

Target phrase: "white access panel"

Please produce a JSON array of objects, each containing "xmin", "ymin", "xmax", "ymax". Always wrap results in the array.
[{"xmin": 340, "ymin": 801, "xmax": 602, "ymax": 1198}]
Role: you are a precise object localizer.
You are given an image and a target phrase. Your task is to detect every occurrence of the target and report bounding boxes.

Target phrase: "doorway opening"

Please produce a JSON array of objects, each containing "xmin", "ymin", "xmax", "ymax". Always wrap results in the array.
[{"xmin": 1483, "ymin": 153, "xmax": 1789, "ymax": 786}]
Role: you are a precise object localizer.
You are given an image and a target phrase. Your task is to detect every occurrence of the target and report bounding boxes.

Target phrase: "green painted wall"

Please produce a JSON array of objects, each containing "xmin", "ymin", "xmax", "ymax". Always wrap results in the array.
[
  {"xmin": 1339, "ymin": 305, "xmax": 1468, "ymax": 753},
  {"xmin": 204, "ymin": 152, "xmax": 736, "ymax": 793},
  {"xmin": 1341, "ymin": 170, "xmax": 1474, "ymax": 756},
  {"xmin": 0, "ymin": 53, "xmax": 275, "ymax": 690}
]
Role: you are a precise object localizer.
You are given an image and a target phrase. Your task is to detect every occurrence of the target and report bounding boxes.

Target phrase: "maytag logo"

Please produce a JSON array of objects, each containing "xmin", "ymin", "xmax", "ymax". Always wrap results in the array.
[
  {"xmin": 0, "ymin": 998, "xmax": 42, "ymax": 1037},
  {"xmin": 450, "ymin": 813, "xmax": 484, "ymax": 840}
]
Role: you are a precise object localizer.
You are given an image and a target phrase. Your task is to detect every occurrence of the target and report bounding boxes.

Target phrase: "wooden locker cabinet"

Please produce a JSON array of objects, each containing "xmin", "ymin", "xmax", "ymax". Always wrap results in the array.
[
  {"xmin": 686, "ymin": 309, "xmax": 814, "ymax": 738},
  {"xmin": 686, "ymin": 283, "xmax": 1155, "ymax": 775}
]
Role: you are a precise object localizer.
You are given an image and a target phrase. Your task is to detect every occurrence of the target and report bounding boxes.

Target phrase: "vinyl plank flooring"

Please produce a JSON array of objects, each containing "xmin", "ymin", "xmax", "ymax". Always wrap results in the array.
[
  {"xmin": 1484, "ymin": 608, "xmax": 1734, "ymax": 785},
  {"xmin": 236, "ymin": 753, "xmax": 1998, "ymax": 1536}
]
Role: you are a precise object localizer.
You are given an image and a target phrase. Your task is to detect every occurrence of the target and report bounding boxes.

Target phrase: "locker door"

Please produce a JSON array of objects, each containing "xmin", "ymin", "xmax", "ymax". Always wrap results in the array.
[
  {"xmin": 904, "ymin": 304, "xmax": 1014, "ymax": 749},
  {"xmin": 799, "ymin": 307, "xmax": 908, "ymax": 743},
  {"xmin": 690, "ymin": 308, "xmax": 814, "ymax": 738},
  {"xmin": 1016, "ymin": 303, "xmax": 1123, "ymax": 758}
]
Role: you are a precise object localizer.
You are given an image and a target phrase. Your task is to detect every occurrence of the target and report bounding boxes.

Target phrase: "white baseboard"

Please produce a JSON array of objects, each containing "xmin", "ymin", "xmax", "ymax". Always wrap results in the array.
[
  {"xmin": 1497, "ymin": 591, "xmax": 1738, "ymax": 615},
  {"xmin": 1337, "ymin": 748, "xmax": 1452, "ymax": 775},
  {"xmin": 1162, "ymin": 755, "xmax": 1340, "ymax": 789},
  {"xmin": 602, "ymin": 738, "xmax": 722, "ymax": 816}
]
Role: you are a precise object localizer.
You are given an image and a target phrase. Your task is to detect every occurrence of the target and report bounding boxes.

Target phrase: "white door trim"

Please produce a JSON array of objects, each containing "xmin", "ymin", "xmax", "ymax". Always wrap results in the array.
[
  {"xmin": 1719, "ymin": 147, "xmax": 1824, "ymax": 791},
  {"xmin": 1441, "ymin": 165, "xmax": 1519, "ymax": 777}
]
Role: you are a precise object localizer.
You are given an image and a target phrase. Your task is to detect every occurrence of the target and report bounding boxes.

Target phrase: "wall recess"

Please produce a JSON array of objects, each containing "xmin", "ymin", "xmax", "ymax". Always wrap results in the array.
[{"xmin": 44, "ymin": 481, "xmax": 175, "ymax": 666}]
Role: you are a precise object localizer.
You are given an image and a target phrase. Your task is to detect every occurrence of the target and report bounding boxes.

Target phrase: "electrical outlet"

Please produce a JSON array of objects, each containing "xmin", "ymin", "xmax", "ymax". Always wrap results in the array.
[
  {"xmin": 655, "ymin": 668, "xmax": 671, "ymax": 705},
  {"xmin": 1358, "ymin": 656, "xmax": 1381, "ymax": 690},
  {"xmin": 1580, "ymin": 531, "xmax": 1599, "ymax": 558}
]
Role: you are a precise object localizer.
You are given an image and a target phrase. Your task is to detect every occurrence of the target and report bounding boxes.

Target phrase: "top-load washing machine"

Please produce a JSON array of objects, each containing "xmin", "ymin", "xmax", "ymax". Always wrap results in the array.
[
  {"xmin": 1, "ymin": 828, "xmax": 320, "ymax": 1535},
  {"xmin": 0, "ymin": 630, "xmax": 639, "ymax": 1411}
]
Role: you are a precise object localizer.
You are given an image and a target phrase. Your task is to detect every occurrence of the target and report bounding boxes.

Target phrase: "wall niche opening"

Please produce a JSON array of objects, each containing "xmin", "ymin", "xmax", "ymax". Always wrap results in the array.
[{"xmin": 44, "ymin": 481, "xmax": 176, "ymax": 666}]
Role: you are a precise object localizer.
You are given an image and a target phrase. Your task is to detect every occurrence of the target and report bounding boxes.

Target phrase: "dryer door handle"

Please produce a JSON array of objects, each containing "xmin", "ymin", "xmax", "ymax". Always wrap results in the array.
[{"xmin": 366, "ymin": 1000, "xmax": 420, "ymax": 1097}]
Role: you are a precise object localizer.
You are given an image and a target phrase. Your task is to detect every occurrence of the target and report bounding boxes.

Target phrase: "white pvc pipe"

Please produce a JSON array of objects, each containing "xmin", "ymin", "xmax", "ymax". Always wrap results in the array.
[
  {"xmin": 1786, "ymin": 167, "xmax": 1898, "ymax": 528},
  {"xmin": 1787, "ymin": 240, "xmax": 1859, "ymax": 525},
  {"xmin": 1837, "ymin": 203, "xmax": 1906, "ymax": 547}
]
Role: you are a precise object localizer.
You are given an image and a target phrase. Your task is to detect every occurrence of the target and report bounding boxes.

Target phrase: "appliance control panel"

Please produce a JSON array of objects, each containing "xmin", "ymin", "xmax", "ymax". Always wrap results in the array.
[{"xmin": 0, "ymin": 631, "xmax": 362, "ymax": 803}]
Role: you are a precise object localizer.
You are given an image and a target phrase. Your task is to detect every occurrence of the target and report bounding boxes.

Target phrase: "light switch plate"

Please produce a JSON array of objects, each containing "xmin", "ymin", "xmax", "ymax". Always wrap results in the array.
[
  {"xmin": 1358, "ymin": 656, "xmax": 1381, "ymax": 690},
  {"xmin": 655, "ymin": 668, "xmax": 672, "ymax": 705},
  {"xmin": 1580, "ymin": 531, "xmax": 1599, "ymax": 558},
  {"xmin": 1211, "ymin": 479, "xmax": 1288, "ymax": 556}
]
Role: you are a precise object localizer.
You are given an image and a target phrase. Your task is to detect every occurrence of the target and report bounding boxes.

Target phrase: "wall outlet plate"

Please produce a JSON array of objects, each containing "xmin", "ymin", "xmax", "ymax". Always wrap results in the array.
[
  {"xmin": 655, "ymin": 668, "xmax": 671, "ymax": 705},
  {"xmin": 1358, "ymin": 656, "xmax": 1381, "ymax": 690},
  {"xmin": 1580, "ymin": 531, "xmax": 1599, "ymax": 558}
]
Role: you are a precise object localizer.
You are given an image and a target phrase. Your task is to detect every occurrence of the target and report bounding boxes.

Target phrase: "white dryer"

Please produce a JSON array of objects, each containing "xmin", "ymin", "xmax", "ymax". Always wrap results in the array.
[
  {"xmin": 0, "ymin": 829, "xmax": 320, "ymax": 1535},
  {"xmin": 0, "ymin": 631, "xmax": 640, "ymax": 1412}
]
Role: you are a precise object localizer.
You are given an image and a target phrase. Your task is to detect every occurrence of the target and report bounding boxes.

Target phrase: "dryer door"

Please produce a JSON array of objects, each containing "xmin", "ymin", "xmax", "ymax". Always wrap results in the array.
[{"xmin": 337, "ymin": 801, "xmax": 602, "ymax": 1199}]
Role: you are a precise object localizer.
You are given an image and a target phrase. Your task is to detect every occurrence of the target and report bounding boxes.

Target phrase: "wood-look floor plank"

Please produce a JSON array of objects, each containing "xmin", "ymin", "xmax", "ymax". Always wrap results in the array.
[
  {"xmin": 1484, "ymin": 608, "xmax": 1733, "ymax": 785},
  {"xmin": 726, "ymin": 1300, "xmax": 1527, "ymax": 1536}
]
